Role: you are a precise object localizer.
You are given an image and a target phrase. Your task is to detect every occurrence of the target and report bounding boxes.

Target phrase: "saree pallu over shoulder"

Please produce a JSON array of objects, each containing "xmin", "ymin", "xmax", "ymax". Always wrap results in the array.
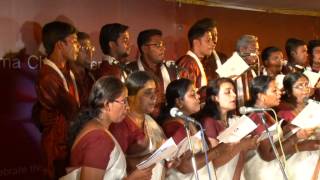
[
  {"xmin": 60, "ymin": 131, "xmax": 126, "ymax": 180},
  {"xmin": 128, "ymin": 114, "xmax": 167, "ymax": 180}
]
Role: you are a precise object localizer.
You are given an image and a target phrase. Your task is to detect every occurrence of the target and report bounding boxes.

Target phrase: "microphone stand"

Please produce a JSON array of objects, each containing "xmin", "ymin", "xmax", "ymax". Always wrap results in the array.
[
  {"xmin": 260, "ymin": 113, "xmax": 288, "ymax": 180},
  {"xmin": 183, "ymin": 120, "xmax": 213, "ymax": 180},
  {"xmin": 184, "ymin": 121, "xmax": 200, "ymax": 180}
]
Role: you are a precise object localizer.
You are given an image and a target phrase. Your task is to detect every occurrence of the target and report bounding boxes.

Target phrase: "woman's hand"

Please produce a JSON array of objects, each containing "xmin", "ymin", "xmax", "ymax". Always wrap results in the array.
[
  {"xmin": 165, "ymin": 157, "xmax": 181, "ymax": 169},
  {"xmin": 208, "ymin": 137, "xmax": 219, "ymax": 148},
  {"xmin": 297, "ymin": 140, "xmax": 320, "ymax": 152},
  {"xmin": 240, "ymin": 135, "xmax": 259, "ymax": 151},
  {"xmin": 297, "ymin": 128, "xmax": 316, "ymax": 140},
  {"xmin": 125, "ymin": 165, "xmax": 154, "ymax": 180}
]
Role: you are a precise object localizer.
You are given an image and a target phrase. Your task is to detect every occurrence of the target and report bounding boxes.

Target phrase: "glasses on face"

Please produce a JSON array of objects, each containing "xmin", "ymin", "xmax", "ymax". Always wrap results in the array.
[
  {"xmin": 79, "ymin": 45, "xmax": 95, "ymax": 52},
  {"xmin": 114, "ymin": 98, "xmax": 129, "ymax": 106},
  {"xmin": 293, "ymin": 83, "xmax": 310, "ymax": 90},
  {"xmin": 145, "ymin": 42, "xmax": 165, "ymax": 48}
]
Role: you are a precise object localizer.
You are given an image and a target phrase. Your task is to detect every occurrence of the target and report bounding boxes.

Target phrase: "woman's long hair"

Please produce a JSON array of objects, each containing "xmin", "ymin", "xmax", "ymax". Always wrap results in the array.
[
  {"xmin": 158, "ymin": 78, "xmax": 192, "ymax": 124},
  {"xmin": 197, "ymin": 78, "xmax": 235, "ymax": 121},
  {"xmin": 68, "ymin": 76, "xmax": 125, "ymax": 148}
]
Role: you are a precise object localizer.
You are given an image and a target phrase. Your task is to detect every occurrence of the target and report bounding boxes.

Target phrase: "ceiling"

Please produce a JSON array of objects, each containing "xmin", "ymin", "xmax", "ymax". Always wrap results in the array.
[{"xmin": 173, "ymin": 0, "xmax": 320, "ymax": 16}]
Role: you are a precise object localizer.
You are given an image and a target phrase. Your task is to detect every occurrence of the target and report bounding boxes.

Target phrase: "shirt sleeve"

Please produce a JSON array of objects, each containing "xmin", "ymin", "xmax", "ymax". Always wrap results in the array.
[
  {"xmin": 163, "ymin": 121, "xmax": 186, "ymax": 144},
  {"xmin": 202, "ymin": 117, "xmax": 220, "ymax": 139}
]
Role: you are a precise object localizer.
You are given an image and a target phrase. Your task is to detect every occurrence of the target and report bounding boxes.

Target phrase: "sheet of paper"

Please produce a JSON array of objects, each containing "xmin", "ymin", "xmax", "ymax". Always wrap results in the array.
[
  {"xmin": 258, "ymin": 119, "xmax": 284, "ymax": 142},
  {"xmin": 291, "ymin": 101, "xmax": 320, "ymax": 129},
  {"xmin": 136, "ymin": 137, "xmax": 178, "ymax": 169},
  {"xmin": 217, "ymin": 115, "xmax": 257, "ymax": 143},
  {"xmin": 175, "ymin": 131, "xmax": 203, "ymax": 158},
  {"xmin": 216, "ymin": 52, "xmax": 250, "ymax": 77},
  {"xmin": 275, "ymin": 74, "xmax": 285, "ymax": 90},
  {"xmin": 303, "ymin": 70, "xmax": 320, "ymax": 87}
]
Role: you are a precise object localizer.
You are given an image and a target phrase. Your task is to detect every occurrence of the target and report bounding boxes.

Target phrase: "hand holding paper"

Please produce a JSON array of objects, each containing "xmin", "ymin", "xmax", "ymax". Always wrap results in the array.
[
  {"xmin": 291, "ymin": 101, "xmax": 320, "ymax": 129},
  {"xmin": 217, "ymin": 115, "xmax": 257, "ymax": 143}
]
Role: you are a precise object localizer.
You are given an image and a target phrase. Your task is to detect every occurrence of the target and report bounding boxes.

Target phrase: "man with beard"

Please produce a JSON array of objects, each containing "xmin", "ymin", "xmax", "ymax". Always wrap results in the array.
[
  {"xmin": 36, "ymin": 21, "xmax": 80, "ymax": 179},
  {"xmin": 94, "ymin": 23, "xmax": 131, "ymax": 82},
  {"xmin": 127, "ymin": 29, "xmax": 177, "ymax": 119}
]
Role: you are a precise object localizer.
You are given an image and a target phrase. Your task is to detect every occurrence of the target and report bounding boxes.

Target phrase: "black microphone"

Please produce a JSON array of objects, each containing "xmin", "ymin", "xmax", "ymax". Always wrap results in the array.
[
  {"xmin": 170, "ymin": 107, "xmax": 197, "ymax": 124},
  {"xmin": 239, "ymin": 106, "xmax": 272, "ymax": 115}
]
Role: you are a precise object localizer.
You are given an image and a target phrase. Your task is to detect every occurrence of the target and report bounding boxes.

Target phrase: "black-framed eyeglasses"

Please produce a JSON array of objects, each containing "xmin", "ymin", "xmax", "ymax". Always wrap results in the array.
[{"xmin": 145, "ymin": 42, "xmax": 165, "ymax": 48}]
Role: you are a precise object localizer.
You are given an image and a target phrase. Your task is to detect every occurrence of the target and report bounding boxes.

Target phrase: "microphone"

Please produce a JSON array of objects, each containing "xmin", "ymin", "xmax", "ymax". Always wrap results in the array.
[
  {"xmin": 170, "ymin": 107, "xmax": 197, "ymax": 124},
  {"xmin": 239, "ymin": 106, "xmax": 272, "ymax": 115}
]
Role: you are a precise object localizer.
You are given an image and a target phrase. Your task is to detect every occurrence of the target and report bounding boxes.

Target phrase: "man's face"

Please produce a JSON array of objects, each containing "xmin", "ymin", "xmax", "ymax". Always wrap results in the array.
[
  {"xmin": 197, "ymin": 31, "xmax": 214, "ymax": 57},
  {"xmin": 142, "ymin": 35, "xmax": 165, "ymax": 64},
  {"xmin": 78, "ymin": 38, "xmax": 95, "ymax": 66},
  {"xmin": 115, "ymin": 31, "xmax": 131, "ymax": 58},
  {"xmin": 266, "ymin": 51, "xmax": 283, "ymax": 75},
  {"xmin": 312, "ymin": 46, "xmax": 320, "ymax": 64},
  {"xmin": 292, "ymin": 45, "xmax": 308, "ymax": 66},
  {"xmin": 211, "ymin": 27, "xmax": 218, "ymax": 50},
  {"xmin": 62, "ymin": 33, "xmax": 79, "ymax": 62},
  {"xmin": 241, "ymin": 41, "xmax": 259, "ymax": 65}
]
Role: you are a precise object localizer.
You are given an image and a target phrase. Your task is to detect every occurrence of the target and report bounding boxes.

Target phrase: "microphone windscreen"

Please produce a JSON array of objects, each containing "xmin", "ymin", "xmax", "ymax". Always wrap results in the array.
[
  {"xmin": 239, "ymin": 106, "xmax": 247, "ymax": 115},
  {"xmin": 170, "ymin": 107, "xmax": 179, "ymax": 117}
]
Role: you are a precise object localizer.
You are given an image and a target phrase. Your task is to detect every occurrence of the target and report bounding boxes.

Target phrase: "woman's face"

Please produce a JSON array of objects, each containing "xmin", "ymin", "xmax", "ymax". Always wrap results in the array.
[
  {"xmin": 179, "ymin": 85, "xmax": 200, "ymax": 115},
  {"xmin": 133, "ymin": 80, "xmax": 157, "ymax": 114},
  {"xmin": 214, "ymin": 82, "xmax": 237, "ymax": 112},
  {"xmin": 108, "ymin": 88, "xmax": 129, "ymax": 123},
  {"xmin": 260, "ymin": 80, "xmax": 281, "ymax": 108},
  {"xmin": 292, "ymin": 76, "xmax": 310, "ymax": 104}
]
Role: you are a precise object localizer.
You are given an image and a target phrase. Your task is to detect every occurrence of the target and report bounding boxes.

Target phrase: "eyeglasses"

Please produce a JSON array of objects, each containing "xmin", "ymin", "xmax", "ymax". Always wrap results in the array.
[
  {"xmin": 114, "ymin": 98, "xmax": 128, "ymax": 106},
  {"xmin": 79, "ymin": 45, "xmax": 95, "ymax": 52},
  {"xmin": 145, "ymin": 42, "xmax": 165, "ymax": 48},
  {"xmin": 293, "ymin": 83, "xmax": 310, "ymax": 90}
]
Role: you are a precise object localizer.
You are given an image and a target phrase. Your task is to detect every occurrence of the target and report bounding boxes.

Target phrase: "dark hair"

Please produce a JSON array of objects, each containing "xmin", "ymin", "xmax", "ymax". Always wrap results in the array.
[
  {"xmin": 137, "ymin": 29, "xmax": 162, "ymax": 54},
  {"xmin": 68, "ymin": 76, "xmax": 125, "ymax": 148},
  {"xmin": 188, "ymin": 21, "xmax": 211, "ymax": 48},
  {"xmin": 282, "ymin": 72, "xmax": 309, "ymax": 104},
  {"xmin": 126, "ymin": 71, "xmax": 155, "ymax": 96},
  {"xmin": 158, "ymin": 79, "xmax": 193, "ymax": 124},
  {"xmin": 261, "ymin": 46, "xmax": 282, "ymax": 65},
  {"xmin": 77, "ymin": 31, "xmax": 90, "ymax": 41},
  {"xmin": 198, "ymin": 78, "xmax": 235, "ymax": 120},
  {"xmin": 285, "ymin": 38, "xmax": 306, "ymax": 62},
  {"xmin": 308, "ymin": 39, "xmax": 320, "ymax": 56},
  {"xmin": 248, "ymin": 75, "xmax": 275, "ymax": 106},
  {"xmin": 99, "ymin": 23, "xmax": 129, "ymax": 55},
  {"xmin": 193, "ymin": 18, "xmax": 217, "ymax": 30},
  {"xmin": 42, "ymin": 21, "xmax": 77, "ymax": 56}
]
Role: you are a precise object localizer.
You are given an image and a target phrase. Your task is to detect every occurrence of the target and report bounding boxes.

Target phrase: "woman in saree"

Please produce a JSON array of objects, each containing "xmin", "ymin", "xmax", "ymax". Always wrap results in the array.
[{"xmin": 62, "ymin": 76, "xmax": 153, "ymax": 180}]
